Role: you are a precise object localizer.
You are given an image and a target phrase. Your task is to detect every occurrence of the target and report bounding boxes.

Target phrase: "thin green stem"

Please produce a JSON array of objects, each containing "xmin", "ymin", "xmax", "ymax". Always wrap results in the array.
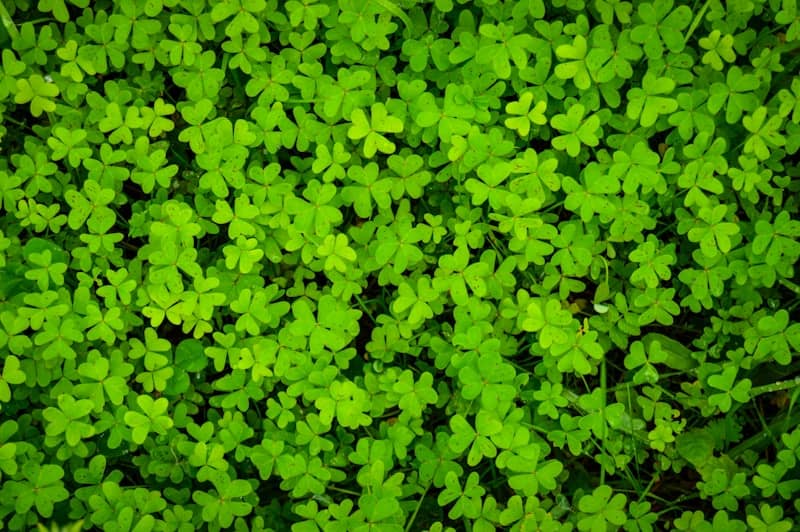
[
  {"xmin": 404, "ymin": 483, "xmax": 431, "ymax": 532},
  {"xmin": 369, "ymin": 0, "xmax": 412, "ymax": 31},
  {"xmin": 636, "ymin": 475, "xmax": 658, "ymax": 503},
  {"xmin": 600, "ymin": 353, "xmax": 608, "ymax": 486},
  {"xmin": 647, "ymin": 491, "xmax": 700, "ymax": 511},
  {"xmin": 327, "ymin": 485, "xmax": 361, "ymax": 497},
  {"xmin": 354, "ymin": 294, "xmax": 376, "ymax": 324},
  {"xmin": 0, "ymin": 1, "xmax": 18, "ymax": 40},
  {"xmin": 1, "ymin": 115, "xmax": 36, "ymax": 133},
  {"xmin": 729, "ymin": 408, "xmax": 800, "ymax": 459},
  {"xmin": 683, "ymin": 0, "xmax": 712, "ymax": 44},
  {"xmin": 779, "ymin": 279, "xmax": 800, "ymax": 295},
  {"xmin": 626, "ymin": 383, "xmax": 642, "ymax": 483},
  {"xmin": 753, "ymin": 402, "xmax": 781, "ymax": 450},
  {"xmin": 542, "ymin": 200, "xmax": 565, "ymax": 214},
  {"xmin": 750, "ymin": 375, "xmax": 800, "ymax": 398},
  {"xmin": 169, "ymin": 146, "xmax": 190, "ymax": 168},
  {"xmin": 599, "ymin": 255, "xmax": 609, "ymax": 286}
]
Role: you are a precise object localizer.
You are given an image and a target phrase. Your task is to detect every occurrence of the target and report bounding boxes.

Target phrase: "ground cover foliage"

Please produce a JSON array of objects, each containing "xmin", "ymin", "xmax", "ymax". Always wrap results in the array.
[{"xmin": 1, "ymin": 0, "xmax": 800, "ymax": 529}]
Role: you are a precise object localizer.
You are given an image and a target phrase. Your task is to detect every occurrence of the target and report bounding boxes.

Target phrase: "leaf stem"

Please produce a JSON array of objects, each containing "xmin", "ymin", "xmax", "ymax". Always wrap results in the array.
[
  {"xmin": 684, "ymin": 0, "xmax": 712, "ymax": 44},
  {"xmin": 753, "ymin": 401, "xmax": 781, "ymax": 449},
  {"xmin": 599, "ymin": 352, "xmax": 608, "ymax": 486},
  {"xmin": 1, "ymin": 115, "xmax": 34, "ymax": 132},
  {"xmin": 0, "ymin": 1, "xmax": 18, "ymax": 40},
  {"xmin": 635, "ymin": 475, "xmax": 658, "ymax": 503},
  {"xmin": 625, "ymin": 382, "xmax": 642, "ymax": 484},
  {"xmin": 729, "ymin": 408, "xmax": 800, "ymax": 459},
  {"xmin": 404, "ymin": 482, "xmax": 430, "ymax": 532},
  {"xmin": 750, "ymin": 375, "xmax": 800, "ymax": 397},
  {"xmin": 369, "ymin": 0, "xmax": 412, "ymax": 32},
  {"xmin": 353, "ymin": 293, "xmax": 376, "ymax": 323},
  {"xmin": 779, "ymin": 278, "xmax": 800, "ymax": 295},
  {"xmin": 327, "ymin": 485, "xmax": 361, "ymax": 497}
]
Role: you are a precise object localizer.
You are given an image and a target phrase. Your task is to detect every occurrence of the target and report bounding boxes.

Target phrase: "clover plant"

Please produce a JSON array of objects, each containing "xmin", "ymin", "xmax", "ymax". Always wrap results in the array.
[{"xmin": 1, "ymin": 0, "xmax": 800, "ymax": 530}]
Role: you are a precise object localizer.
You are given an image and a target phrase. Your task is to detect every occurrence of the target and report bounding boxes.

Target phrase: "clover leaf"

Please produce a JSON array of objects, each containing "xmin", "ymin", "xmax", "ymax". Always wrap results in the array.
[
  {"xmin": 743, "ymin": 106, "xmax": 786, "ymax": 161},
  {"xmin": 708, "ymin": 366, "xmax": 752, "ymax": 413},
  {"xmin": 124, "ymin": 395, "xmax": 174, "ymax": 444},
  {"xmin": 0, "ymin": 355, "xmax": 26, "ymax": 404},
  {"xmin": 699, "ymin": 30, "xmax": 736, "ymax": 71},
  {"xmin": 630, "ymin": 0, "xmax": 692, "ymax": 58},
  {"xmin": 626, "ymin": 72, "xmax": 678, "ymax": 127},
  {"xmin": 347, "ymin": 102, "xmax": 404, "ymax": 158},
  {"xmin": 192, "ymin": 472, "xmax": 254, "ymax": 528},
  {"xmin": 43, "ymin": 394, "xmax": 95, "ymax": 447},
  {"xmin": 551, "ymin": 103, "xmax": 602, "ymax": 156},
  {"xmin": 522, "ymin": 298, "xmax": 574, "ymax": 348},
  {"xmin": 3, "ymin": 463, "xmax": 69, "ymax": 518},
  {"xmin": 578, "ymin": 485, "xmax": 628, "ymax": 531},
  {"xmin": 15, "ymin": 74, "xmax": 59, "ymax": 117}
]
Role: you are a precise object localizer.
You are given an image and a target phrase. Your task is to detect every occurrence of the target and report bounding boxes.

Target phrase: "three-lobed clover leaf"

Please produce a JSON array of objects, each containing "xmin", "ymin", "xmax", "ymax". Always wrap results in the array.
[
  {"xmin": 550, "ymin": 327, "xmax": 605, "ymax": 375},
  {"xmin": 708, "ymin": 366, "xmax": 752, "ymax": 413},
  {"xmin": 577, "ymin": 485, "xmax": 628, "ymax": 531},
  {"xmin": 392, "ymin": 277, "xmax": 439, "ymax": 328},
  {"xmin": 687, "ymin": 203, "xmax": 741, "ymax": 258},
  {"xmin": 522, "ymin": 298, "xmax": 574, "ymax": 348},
  {"xmin": 743, "ymin": 106, "xmax": 786, "ymax": 161},
  {"xmin": 312, "ymin": 142, "xmax": 351, "ymax": 183},
  {"xmin": 624, "ymin": 340, "xmax": 669, "ymax": 385},
  {"xmin": 476, "ymin": 23, "xmax": 535, "ymax": 79},
  {"xmin": 64, "ymin": 179, "xmax": 116, "ymax": 232},
  {"xmin": 192, "ymin": 472, "xmax": 254, "ymax": 528},
  {"xmin": 752, "ymin": 210, "xmax": 800, "ymax": 266},
  {"xmin": 223, "ymin": 236, "xmax": 264, "ymax": 273},
  {"xmin": 699, "ymin": 30, "xmax": 736, "ymax": 71},
  {"xmin": 347, "ymin": 102, "xmax": 404, "ymax": 158},
  {"xmin": 316, "ymin": 233, "xmax": 357, "ymax": 273},
  {"xmin": 0, "ymin": 355, "xmax": 26, "ymax": 404},
  {"xmin": 448, "ymin": 411, "xmax": 504, "ymax": 467},
  {"xmin": 47, "ymin": 127, "xmax": 92, "ymax": 168},
  {"xmin": 284, "ymin": 179, "xmax": 343, "ymax": 237},
  {"xmin": 555, "ymin": 34, "xmax": 594, "ymax": 90},
  {"xmin": 630, "ymin": 0, "xmax": 692, "ymax": 58},
  {"xmin": 629, "ymin": 236, "xmax": 675, "ymax": 288},
  {"xmin": 286, "ymin": 0, "xmax": 330, "ymax": 30},
  {"xmin": 707, "ymin": 66, "xmax": 760, "ymax": 124},
  {"xmin": 392, "ymin": 370, "xmax": 438, "ymax": 419},
  {"xmin": 124, "ymin": 394, "xmax": 174, "ymax": 444},
  {"xmin": 340, "ymin": 162, "xmax": 393, "ymax": 218},
  {"xmin": 437, "ymin": 471, "xmax": 486, "ymax": 520},
  {"xmin": 626, "ymin": 72, "xmax": 678, "ymax": 127},
  {"xmin": 14, "ymin": 74, "xmax": 60, "ymax": 117},
  {"xmin": 174, "ymin": 50, "xmax": 226, "ymax": 101},
  {"xmin": 42, "ymin": 394, "xmax": 96, "ymax": 447},
  {"xmin": 504, "ymin": 443, "xmax": 564, "ymax": 497},
  {"xmin": 402, "ymin": 33, "xmax": 454, "ymax": 72},
  {"xmin": 74, "ymin": 353, "xmax": 129, "ymax": 411},
  {"xmin": 23, "ymin": 250, "xmax": 67, "ymax": 291},
  {"xmin": 289, "ymin": 294, "xmax": 361, "ymax": 354},
  {"xmin": 98, "ymin": 102, "xmax": 143, "ymax": 145},
  {"xmin": 3, "ymin": 462, "xmax": 69, "ymax": 518},
  {"xmin": 744, "ymin": 309, "xmax": 800, "ymax": 365},
  {"xmin": 83, "ymin": 303, "xmax": 125, "ymax": 345},
  {"xmin": 634, "ymin": 287, "xmax": 681, "ymax": 326},
  {"xmin": 550, "ymin": 103, "xmax": 601, "ymax": 157}
]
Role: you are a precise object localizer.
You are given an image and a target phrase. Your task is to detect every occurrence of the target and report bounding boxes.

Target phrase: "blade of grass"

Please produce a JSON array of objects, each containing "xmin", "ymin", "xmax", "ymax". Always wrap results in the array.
[{"xmin": 0, "ymin": 1, "xmax": 19, "ymax": 40}]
